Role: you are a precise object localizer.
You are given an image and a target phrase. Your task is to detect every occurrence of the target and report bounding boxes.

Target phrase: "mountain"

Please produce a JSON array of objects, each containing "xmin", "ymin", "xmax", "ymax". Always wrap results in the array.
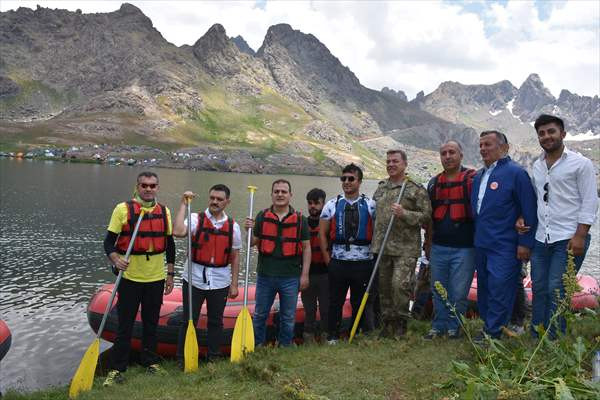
[
  {"xmin": 413, "ymin": 73, "xmax": 599, "ymax": 146},
  {"xmin": 0, "ymin": 4, "xmax": 482, "ymax": 177}
]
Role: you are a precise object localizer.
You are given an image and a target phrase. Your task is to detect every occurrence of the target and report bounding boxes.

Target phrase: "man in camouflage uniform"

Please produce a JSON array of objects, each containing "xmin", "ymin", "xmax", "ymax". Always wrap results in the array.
[{"xmin": 372, "ymin": 149, "xmax": 432, "ymax": 338}]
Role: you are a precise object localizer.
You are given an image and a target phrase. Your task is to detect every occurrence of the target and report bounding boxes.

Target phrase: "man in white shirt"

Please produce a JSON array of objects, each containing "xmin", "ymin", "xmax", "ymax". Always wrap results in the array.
[
  {"xmin": 518, "ymin": 114, "xmax": 598, "ymax": 338},
  {"xmin": 319, "ymin": 163, "xmax": 376, "ymax": 344},
  {"xmin": 173, "ymin": 184, "xmax": 241, "ymax": 362}
]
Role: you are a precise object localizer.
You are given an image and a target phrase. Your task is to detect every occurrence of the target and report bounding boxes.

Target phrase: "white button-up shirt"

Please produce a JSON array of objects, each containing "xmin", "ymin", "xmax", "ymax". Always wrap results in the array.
[
  {"xmin": 477, "ymin": 160, "xmax": 499, "ymax": 213},
  {"xmin": 532, "ymin": 147, "xmax": 598, "ymax": 243},
  {"xmin": 183, "ymin": 209, "xmax": 242, "ymax": 289}
]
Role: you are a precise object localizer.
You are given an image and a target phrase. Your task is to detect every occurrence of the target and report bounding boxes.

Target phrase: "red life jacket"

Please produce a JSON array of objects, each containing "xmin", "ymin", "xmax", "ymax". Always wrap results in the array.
[
  {"xmin": 308, "ymin": 222, "xmax": 325, "ymax": 265},
  {"xmin": 258, "ymin": 208, "xmax": 303, "ymax": 257},
  {"xmin": 430, "ymin": 168, "xmax": 476, "ymax": 222},
  {"xmin": 116, "ymin": 200, "xmax": 168, "ymax": 255},
  {"xmin": 191, "ymin": 212, "xmax": 234, "ymax": 267}
]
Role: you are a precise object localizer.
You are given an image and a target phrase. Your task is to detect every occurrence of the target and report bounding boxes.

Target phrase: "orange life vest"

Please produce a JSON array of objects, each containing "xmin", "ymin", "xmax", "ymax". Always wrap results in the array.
[
  {"xmin": 430, "ymin": 168, "xmax": 476, "ymax": 222},
  {"xmin": 308, "ymin": 222, "xmax": 325, "ymax": 265},
  {"xmin": 258, "ymin": 208, "xmax": 303, "ymax": 257},
  {"xmin": 191, "ymin": 212, "xmax": 233, "ymax": 267},
  {"xmin": 116, "ymin": 200, "xmax": 168, "ymax": 255}
]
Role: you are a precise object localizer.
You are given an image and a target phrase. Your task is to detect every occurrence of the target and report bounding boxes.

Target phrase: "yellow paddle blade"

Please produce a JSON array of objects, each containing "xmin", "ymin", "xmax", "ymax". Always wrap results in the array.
[
  {"xmin": 184, "ymin": 320, "xmax": 199, "ymax": 373},
  {"xmin": 349, "ymin": 292, "xmax": 369, "ymax": 343},
  {"xmin": 230, "ymin": 307, "xmax": 254, "ymax": 363},
  {"xmin": 68, "ymin": 338, "xmax": 100, "ymax": 399}
]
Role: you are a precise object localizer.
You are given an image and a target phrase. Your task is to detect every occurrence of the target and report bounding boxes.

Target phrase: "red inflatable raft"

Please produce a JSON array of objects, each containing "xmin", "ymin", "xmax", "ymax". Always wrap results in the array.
[
  {"xmin": 0, "ymin": 319, "xmax": 11, "ymax": 361},
  {"xmin": 468, "ymin": 273, "xmax": 600, "ymax": 310},
  {"xmin": 88, "ymin": 284, "xmax": 353, "ymax": 356}
]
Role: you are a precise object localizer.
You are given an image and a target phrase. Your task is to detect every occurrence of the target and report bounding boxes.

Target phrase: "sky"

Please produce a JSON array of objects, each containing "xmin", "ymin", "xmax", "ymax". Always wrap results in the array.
[{"xmin": 2, "ymin": 0, "xmax": 599, "ymax": 100}]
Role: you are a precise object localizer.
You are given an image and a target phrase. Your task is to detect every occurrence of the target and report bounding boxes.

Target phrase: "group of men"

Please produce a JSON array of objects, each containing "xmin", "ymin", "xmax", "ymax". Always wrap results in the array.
[{"xmin": 100, "ymin": 113, "xmax": 597, "ymax": 386}]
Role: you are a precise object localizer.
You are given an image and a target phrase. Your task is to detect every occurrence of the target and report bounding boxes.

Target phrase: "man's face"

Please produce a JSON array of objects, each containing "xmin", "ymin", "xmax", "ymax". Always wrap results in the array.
[
  {"xmin": 479, "ymin": 134, "xmax": 505, "ymax": 166},
  {"xmin": 136, "ymin": 176, "xmax": 159, "ymax": 202},
  {"xmin": 440, "ymin": 143, "xmax": 463, "ymax": 171},
  {"xmin": 307, "ymin": 198, "xmax": 324, "ymax": 218},
  {"xmin": 340, "ymin": 171, "xmax": 361, "ymax": 196},
  {"xmin": 207, "ymin": 190, "xmax": 230, "ymax": 215},
  {"xmin": 386, "ymin": 153, "xmax": 407, "ymax": 179},
  {"xmin": 536, "ymin": 122, "xmax": 565, "ymax": 153},
  {"xmin": 272, "ymin": 182, "xmax": 292, "ymax": 208}
]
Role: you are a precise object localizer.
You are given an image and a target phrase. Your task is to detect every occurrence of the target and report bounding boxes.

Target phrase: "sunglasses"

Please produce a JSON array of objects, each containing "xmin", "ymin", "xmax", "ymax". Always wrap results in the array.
[
  {"xmin": 139, "ymin": 183, "xmax": 158, "ymax": 189},
  {"xmin": 543, "ymin": 182, "xmax": 549, "ymax": 202},
  {"xmin": 340, "ymin": 176, "xmax": 357, "ymax": 183}
]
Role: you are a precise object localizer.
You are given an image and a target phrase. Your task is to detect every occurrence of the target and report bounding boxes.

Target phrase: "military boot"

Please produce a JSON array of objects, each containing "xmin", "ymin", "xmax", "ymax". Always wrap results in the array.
[
  {"xmin": 396, "ymin": 319, "xmax": 408, "ymax": 338},
  {"xmin": 303, "ymin": 332, "xmax": 316, "ymax": 344}
]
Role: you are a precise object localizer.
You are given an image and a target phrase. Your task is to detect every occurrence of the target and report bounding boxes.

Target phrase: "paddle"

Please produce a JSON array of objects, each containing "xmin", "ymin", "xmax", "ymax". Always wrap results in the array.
[
  {"xmin": 69, "ymin": 209, "xmax": 146, "ymax": 398},
  {"xmin": 348, "ymin": 179, "xmax": 408, "ymax": 343},
  {"xmin": 231, "ymin": 185, "xmax": 257, "ymax": 362},
  {"xmin": 183, "ymin": 197, "xmax": 199, "ymax": 372}
]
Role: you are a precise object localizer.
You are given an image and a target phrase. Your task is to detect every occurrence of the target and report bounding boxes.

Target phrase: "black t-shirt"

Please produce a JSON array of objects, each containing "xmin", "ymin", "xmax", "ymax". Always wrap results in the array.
[{"xmin": 427, "ymin": 176, "xmax": 474, "ymax": 248}]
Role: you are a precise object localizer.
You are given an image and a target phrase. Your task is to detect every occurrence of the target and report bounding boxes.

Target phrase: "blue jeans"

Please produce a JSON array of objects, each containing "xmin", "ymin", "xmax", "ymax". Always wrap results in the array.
[
  {"xmin": 530, "ymin": 235, "xmax": 590, "ymax": 337},
  {"xmin": 253, "ymin": 275, "xmax": 300, "ymax": 346},
  {"xmin": 430, "ymin": 245, "xmax": 475, "ymax": 333}
]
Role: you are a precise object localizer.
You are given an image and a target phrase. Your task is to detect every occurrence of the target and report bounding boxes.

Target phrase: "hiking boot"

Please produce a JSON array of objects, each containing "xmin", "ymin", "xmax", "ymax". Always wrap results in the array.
[
  {"xmin": 422, "ymin": 329, "xmax": 443, "ymax": 340},
  {"xmin": 447, "ymin": 329, "xmax": 462, "ymax": 339},
  {"xmin": 146, "ymin": 364, "xmax": 166, "ymax": 375},
  {"xmin": 103, "ymin": 370, "xmax": 124, "ymax": 387}
]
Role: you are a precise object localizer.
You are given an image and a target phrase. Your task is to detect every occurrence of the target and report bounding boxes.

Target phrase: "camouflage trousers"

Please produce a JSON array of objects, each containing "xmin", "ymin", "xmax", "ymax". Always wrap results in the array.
[{"xmin": 378, "ymin": 255, "xmax": 417, "ymax": 321}]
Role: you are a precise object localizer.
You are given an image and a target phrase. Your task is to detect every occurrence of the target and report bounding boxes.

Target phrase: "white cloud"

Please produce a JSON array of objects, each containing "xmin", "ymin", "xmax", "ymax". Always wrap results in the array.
[{"xmin": 1, "ymin": 0, "xmax": 598, "ymax": 99}]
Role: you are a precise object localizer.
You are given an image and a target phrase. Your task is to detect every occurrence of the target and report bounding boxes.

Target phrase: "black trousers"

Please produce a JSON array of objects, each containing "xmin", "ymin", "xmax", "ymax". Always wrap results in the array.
[
  {"xmin": 300, "ymin": 272, "xmax": 329, "ymax": 334},
  {"xmin": 176, "ymin": 281, "xmax": 229, "ymax": 359},
  {"xmin": 111, "ymin": 278, "xmax": 164, "ymax": 372},
  {"xmin": 511, "ymin": 278, "xmax": 526, "ymax": 326},
  {"xmin": 327, "ymin": 258, "xmax": 375, "ymax": 340}
]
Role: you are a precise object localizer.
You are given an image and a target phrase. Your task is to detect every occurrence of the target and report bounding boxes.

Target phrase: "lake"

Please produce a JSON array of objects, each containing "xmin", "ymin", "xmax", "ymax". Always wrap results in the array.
[{"xmin": 0, "ymin": 158, "xmax": 598, "ymax": 392}]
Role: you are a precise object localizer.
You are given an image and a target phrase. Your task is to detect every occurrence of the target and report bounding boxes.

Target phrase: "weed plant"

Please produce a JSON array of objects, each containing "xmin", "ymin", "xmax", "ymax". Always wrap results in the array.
[{"xmin": 435, "ymin": 251, "xmax": 600, "ymax": 399}]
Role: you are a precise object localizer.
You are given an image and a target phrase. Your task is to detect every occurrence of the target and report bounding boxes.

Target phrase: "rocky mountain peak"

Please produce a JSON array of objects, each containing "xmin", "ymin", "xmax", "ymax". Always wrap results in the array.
[
  {"xmin": 381, "ymin": 87, "xmax": 407, "ymax": 102},
  {"xmin": 513, "ymin": 73, "xmax": 555, "ymax": 121},
  {"xmin": 193, "ymin": 24, "xmax": 242, "ymax": 76},
  {"xmin": 231, "ymin": 35, "xmax": 255, "ymax": 56}
]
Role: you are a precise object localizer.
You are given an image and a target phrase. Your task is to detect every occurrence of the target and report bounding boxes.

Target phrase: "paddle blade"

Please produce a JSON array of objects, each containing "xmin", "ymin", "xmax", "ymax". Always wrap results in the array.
[
  {"xmin": 69, "ymin": 338, "xmax": 100, "ymax": 399},
  {"xmin": 230, "ymin": 307, "xmax": 254, "ymax": 363},
  {"xmin": 349, "ymin": 292, "xmax": 369, "ymax": 343},
  {"xmin": 184, "ymin": 320, "xmax": 199, "ymax": 373}
]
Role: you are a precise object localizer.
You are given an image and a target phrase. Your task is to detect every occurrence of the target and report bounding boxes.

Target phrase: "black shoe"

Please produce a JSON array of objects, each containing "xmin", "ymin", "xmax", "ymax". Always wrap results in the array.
[
  {"xmin": 448, "ymin": 329, "xmax": 462, "ymax": 339},
  {"xmin": 397, "ymin": 319, "xmax": 407, "ymax": 337},
  {"xmin": 103, "ymin": 370, "xmax": 124, "ymax": 387}
]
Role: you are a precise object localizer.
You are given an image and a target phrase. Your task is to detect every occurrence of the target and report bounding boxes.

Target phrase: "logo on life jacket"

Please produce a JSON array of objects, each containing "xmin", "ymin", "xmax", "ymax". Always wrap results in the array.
[
  {"xmin": 329, "ymin": 195, "xmax": 373, "ymax": 248},
  {"xmin": 429, "ymin": 168, "xmax": 476, "ymax": 222},
  {"xmin": 116, "ymin": 200, "xmax": 168, "ymax": 256},
  {"xmin": 191, "ymin": 212, "xmax": 234, "ymax": 267},
  {"xmin": 258, "ymin": 208, "xmax": 303, "ymax": 258},
  {"xmin": 308, "ymin": 222, "xmax": 325, "ymax": 265}
]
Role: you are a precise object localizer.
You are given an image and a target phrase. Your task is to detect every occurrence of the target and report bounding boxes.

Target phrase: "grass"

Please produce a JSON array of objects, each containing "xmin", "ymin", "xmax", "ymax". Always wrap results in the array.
[{"xmin": 3, "ymin": 321, "xmax": 473, "ymax": 400}]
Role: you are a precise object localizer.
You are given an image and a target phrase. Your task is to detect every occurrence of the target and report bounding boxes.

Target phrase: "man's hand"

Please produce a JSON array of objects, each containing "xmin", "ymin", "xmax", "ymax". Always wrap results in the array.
[
  {"xmin": 516, "ymin": 245, "xmax": 530, "ymax": 261},
  {"xmin": 164, "ymin": 276, "xmax": 174, "ymax": 294},
  {"xmin": 300, "ymin": 274, "xmax": 309, "ymax": 291},
  {"xmin": 391, "ymin": 203, "xmax": 404, "ymax": 218},
  {"xmin": 110, "ymin": 252, "xmax": 129, "ymax": 271},
  {"xmin": 515, "ymin": 216, "xmax": 530, "ymax": 235},
  {"xmin": 228, "ymin": 284, "xmax": 239, "ymax": 299},
  {"xmin": 182, "ymin": 190, "xmax": 195, "ymax": 204},
  {"xmin": 243, "ymin": 217, "xmax": 254, "ymax": 230},
  {"xmin": 568, "ymin": 235, "xmax": 586, "ymax": 257}
]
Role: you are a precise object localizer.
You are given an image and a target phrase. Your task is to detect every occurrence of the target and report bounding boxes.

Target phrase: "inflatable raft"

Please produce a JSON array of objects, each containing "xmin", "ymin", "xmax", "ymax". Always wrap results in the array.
[
  {"xmin": 88, "ymin": 284, "xmax": 352, "ymax": 356},
  {"xmin": 468, "ymin": 273, "xmax": 600, "ymax": 310},
  {"xmin": 0, "ymin": 319, "xmax": 11, "ymax": 361}
]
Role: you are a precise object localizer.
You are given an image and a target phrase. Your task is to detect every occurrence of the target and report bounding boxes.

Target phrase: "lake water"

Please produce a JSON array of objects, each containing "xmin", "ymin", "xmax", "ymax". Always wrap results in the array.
[{"xmin": 0, "ymin": 158, "xmax": 598, "ymax": 393}]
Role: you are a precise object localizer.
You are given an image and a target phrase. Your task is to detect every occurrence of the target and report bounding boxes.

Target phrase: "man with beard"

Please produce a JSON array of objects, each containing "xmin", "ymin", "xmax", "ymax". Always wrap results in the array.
[
  {"xmin": 372, "ymin": 150, "xmax": 431, "ymax": 338},
  {"xmin": 516, "ymin": 114, "xmax": 598, "ymax": 337},
  {"xmin": 301, "ymin": 188, "xmax": 329, "ymax": 343},
  {"xmin": 319, "ymin": 164, "xmax": 376, "ymax": 344}
]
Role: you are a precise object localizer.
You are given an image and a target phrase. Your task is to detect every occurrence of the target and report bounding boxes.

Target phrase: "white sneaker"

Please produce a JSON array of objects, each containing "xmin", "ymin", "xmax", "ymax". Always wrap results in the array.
[
  {"xmin": 327, "ymin": 339, "xmax": 338, "ymax": 345},
  {"xmin": 507, "ymin": 324, "xmax": 525, "ymax": 336}
]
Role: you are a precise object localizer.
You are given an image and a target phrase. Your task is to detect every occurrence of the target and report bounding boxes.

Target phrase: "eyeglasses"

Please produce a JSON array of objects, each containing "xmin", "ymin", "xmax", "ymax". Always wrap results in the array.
[
  {"xmin": 138, "ymin": 183, "xmax": 158, "ymax": 189},
  {"xmin": 340, "ymin": 176, "xmax": 356, "ymax": 182},
  {"xmin": 543, "ymin": 182, "xmax": 549, "ymax": 202}
]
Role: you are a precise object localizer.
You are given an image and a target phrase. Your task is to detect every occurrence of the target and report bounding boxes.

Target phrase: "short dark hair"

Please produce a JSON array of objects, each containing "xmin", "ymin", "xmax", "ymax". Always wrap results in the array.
[
  {"xmin": 386, "ymin": 149, "xmax": 407, "ymax": 162},
  {"xmin": 272, "ymin": 179, "xmax": 292, "ymax": 193},
  {"xmin": 209, "ymin": 184, "xmax": 230, "ymax": 199},
  {"xmin": 480, "ymin": 130, "xmax": 508, "ymax": 145},
  {"xmin": 441, "ymin": 140, "xmax": 463, "ymax": 152},
  {"xmin": 137, "ymin": 171, "xmax": 159, "ymax": 183},
  {"xmin": 342, "ymin": 163, "xmax": 363, "ymax": 181},
  {"xmin": 534, "ymin": 114, "xmax": 564, "ymax": 132},
  {"xmin": 306, "ymin": 188, "xmax": 326, "ymax": 203}
]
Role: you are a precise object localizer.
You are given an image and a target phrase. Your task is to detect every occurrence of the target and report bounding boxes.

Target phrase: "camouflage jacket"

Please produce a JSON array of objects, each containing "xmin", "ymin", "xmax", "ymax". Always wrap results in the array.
[{"xmin": 371, "ymin": 178, "xmax": 432, "ymax": 257}]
